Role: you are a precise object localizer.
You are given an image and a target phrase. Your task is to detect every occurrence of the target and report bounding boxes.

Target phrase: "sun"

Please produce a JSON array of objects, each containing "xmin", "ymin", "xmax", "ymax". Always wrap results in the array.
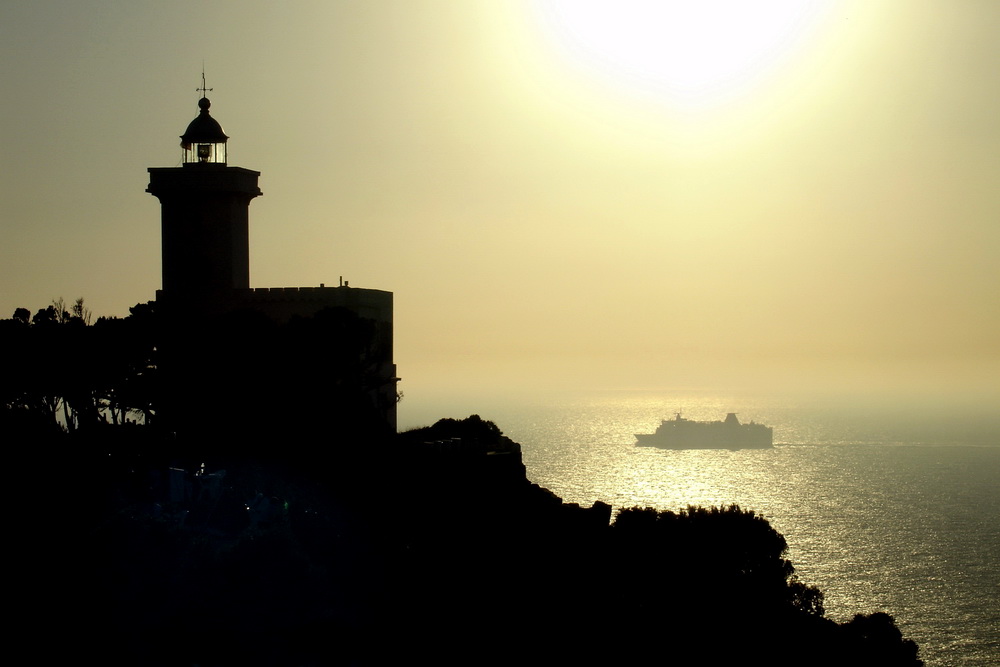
[{"xmin": 537, "ymin": 0, "xmax": 835, "ymax": 108}]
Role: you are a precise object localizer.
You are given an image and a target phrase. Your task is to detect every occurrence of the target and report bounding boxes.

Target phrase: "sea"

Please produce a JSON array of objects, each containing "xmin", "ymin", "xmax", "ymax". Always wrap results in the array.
[{"xmin": 400, "ymin": 389, "xmax": 1000, "ymax": 666}]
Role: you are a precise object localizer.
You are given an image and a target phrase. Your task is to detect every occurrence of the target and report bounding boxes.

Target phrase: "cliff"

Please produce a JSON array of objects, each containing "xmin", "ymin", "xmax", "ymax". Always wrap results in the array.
[{"xmin": 18, "ymin": 414, "xmax": 921, "ymax": 666}]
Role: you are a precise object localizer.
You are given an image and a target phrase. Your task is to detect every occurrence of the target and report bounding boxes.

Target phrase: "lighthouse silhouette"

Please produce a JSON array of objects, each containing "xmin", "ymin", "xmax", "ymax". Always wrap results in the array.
[{"xmin": 146, "ymin": 87, "xmax": 398, "ymax": 451}]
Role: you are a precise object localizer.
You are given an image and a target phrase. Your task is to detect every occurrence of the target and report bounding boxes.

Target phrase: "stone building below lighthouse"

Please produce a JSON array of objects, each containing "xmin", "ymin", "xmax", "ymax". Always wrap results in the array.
[{"xmin": 147, "ymin": 91, "xmax": 398, "ymax": 446}]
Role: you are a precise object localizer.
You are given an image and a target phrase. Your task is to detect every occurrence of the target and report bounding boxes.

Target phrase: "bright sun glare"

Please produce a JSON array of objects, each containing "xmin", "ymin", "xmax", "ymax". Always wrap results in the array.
[{"xmin": 539, "ymin": 0, "xmax": 834, "ymax": 107}]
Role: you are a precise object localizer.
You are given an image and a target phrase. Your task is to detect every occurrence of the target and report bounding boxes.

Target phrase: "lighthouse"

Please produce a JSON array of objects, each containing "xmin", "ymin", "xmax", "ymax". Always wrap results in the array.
[
  {"xmin": 145, "ymin": 83, "xmax": 398, "ymax": 442},
  {"xmin": 147, "ymin": 93, "xmax": 262, "ymax": 307}
]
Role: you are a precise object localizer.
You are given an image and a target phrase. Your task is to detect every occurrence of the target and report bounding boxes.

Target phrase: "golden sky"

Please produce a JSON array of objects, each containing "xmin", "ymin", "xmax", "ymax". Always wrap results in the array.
[{"xmin": 2, "ymin": 1, "xmax": 998, "ymax": 423}]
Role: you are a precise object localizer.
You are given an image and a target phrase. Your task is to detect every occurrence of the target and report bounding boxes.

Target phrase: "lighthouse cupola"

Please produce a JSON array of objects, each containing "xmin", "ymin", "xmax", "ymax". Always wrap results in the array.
[{"xmin": 180, "ymin": 96, "xmax": 228, "ymax": 165}]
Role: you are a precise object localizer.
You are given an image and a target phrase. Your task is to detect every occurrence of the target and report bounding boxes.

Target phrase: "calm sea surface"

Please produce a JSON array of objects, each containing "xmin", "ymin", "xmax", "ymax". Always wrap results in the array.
[{"xmin": 401, "ymin": 390, "xmax": 1000, "ymax": 666}]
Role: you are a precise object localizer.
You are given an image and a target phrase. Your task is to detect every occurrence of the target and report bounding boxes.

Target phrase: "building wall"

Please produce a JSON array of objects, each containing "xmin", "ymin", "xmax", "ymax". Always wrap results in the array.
[{"xmin": 241, "ymin": 286, "xmax": 392, "ymax": 325}]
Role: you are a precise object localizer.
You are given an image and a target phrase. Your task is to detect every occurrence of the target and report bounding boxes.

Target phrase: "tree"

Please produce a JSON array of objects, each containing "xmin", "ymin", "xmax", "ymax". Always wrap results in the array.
[
  {"xmin": 72, "ymin": 297, "xmax": 92, "ymax": 325},
  {"xmin": 1, "ymin": 300, "xmax": 158, "ymax": 431}
]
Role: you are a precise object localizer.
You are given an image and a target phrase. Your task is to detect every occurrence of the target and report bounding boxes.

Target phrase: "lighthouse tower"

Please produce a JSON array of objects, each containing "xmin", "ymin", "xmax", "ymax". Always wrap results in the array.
[{"xmin": 146, "ymin": 94, "xmax": 262, "ymax": 308}]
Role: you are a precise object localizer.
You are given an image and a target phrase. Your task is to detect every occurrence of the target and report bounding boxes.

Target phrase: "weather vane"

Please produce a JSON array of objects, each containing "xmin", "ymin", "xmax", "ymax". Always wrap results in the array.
[{"xmin": 196, "ymin": 66, "xmax": 213, "ymax": 98}]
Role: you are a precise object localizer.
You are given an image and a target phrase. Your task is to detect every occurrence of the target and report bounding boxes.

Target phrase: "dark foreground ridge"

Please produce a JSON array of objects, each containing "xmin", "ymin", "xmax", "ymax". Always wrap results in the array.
[
  {"xmin": 9, "ymin": 407, "xmax": 922, "ymax": 666},
  {"xmin": 3, "ymin": 304, "xmax": 921, "ymax": 665}
]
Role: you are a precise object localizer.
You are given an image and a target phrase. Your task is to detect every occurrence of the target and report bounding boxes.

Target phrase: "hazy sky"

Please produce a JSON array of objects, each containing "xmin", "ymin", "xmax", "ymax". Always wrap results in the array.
[{"xmin": 2, "ymin": 1, "xmax": 998, "ymax": 424}]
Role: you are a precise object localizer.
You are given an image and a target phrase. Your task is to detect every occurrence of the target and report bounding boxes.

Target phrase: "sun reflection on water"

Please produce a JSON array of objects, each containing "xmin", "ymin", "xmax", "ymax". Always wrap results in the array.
[{"xmin": 479, "ymin": 391, "xmax": 1000, "ymax": 666}]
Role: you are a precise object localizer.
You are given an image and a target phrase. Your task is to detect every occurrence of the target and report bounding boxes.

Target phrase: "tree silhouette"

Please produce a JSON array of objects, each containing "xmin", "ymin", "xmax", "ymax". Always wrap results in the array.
[{"xmin": 1, "ymin": 300, "xmax": 157, "ymax": 431}]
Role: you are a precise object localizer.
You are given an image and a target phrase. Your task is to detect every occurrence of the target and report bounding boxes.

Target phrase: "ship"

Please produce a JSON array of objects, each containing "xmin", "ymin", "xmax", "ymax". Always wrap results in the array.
[{"xmin": 635, "ymin": 412, "xmax": 773, "ymax": 449}]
